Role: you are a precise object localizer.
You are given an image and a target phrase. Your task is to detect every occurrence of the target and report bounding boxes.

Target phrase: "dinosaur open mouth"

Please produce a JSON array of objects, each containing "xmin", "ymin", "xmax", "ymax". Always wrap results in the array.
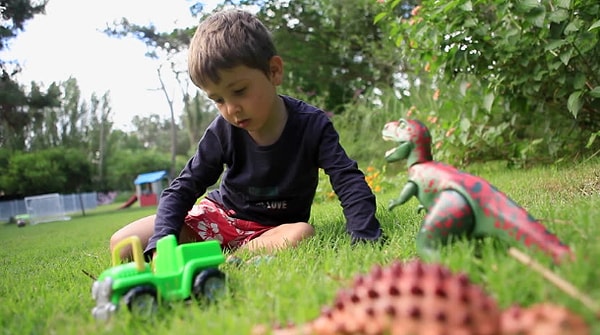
[
  {"xmin": 382, "ymin": 129, "xmax": 404, "ymax": 158},
  {"xmin": 383, "ymin": 137, "xmax": 408, "ymax": 158},
  {"xmin": 385, "ymin": 141, "xmax": 407, "ymax": 157}
]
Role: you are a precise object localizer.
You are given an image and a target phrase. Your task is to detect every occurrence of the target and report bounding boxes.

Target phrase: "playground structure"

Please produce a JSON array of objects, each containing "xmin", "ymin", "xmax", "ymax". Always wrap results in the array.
[
  {"xmin": 133, "ymin": 170, "xmax": 169, "ymax": 207},
  {"xmin": 118, "ymin": 194, "xmax": 138, "ymax": 209}
]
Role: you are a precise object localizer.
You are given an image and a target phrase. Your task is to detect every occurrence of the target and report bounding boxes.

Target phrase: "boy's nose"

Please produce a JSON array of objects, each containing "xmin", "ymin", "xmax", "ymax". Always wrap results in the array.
[{"xmin": 225, "ymin": 102, "xmax": 240, "ymax": 116}]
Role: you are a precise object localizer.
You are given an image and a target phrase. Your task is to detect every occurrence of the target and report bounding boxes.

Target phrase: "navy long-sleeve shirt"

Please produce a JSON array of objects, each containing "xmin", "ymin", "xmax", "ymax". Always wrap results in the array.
[{"xmin": 145, "ymin": 95, "xmax": 382, "ymax": 255}]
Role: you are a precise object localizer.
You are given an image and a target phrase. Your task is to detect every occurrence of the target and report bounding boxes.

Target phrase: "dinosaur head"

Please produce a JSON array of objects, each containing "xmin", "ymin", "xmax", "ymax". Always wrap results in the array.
[{"xmin": 382, "ymin": 118, "xmax": 433, "ymax": 166}]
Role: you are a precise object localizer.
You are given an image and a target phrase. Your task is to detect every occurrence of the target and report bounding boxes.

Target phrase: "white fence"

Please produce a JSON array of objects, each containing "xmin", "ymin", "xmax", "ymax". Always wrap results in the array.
[{"xmin": 0, "ymin": 192, "xmax": 98, "ymax": 223}]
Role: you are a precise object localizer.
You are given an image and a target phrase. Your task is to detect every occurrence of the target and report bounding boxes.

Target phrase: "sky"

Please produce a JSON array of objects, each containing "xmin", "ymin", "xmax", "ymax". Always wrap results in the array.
[{"xmin": 1, "ymin": 0, "xmax": 221, "ymax": 130}]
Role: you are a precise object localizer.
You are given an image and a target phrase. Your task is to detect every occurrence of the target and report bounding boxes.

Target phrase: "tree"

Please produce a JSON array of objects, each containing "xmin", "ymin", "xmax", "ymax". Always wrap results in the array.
[
  {"xmin": 87, "ymin": 91, "xmax": 113, "ymax": 191},
  {"xmin": 104, "ymin": 19, "xmax": 196, "ymax": 178},
  {"xmin": 0, "ymin": 0, "xmax": 47, "ymax": 52},
  {"xmin": 182, "ymin": 92, "xmax": 217, "ymax": 151},
  {"xmin": 0, "ymin": 73, "xmax": 62, "ymax": 150},
  {"xmin": 105, "ymin": 149, "xmax": 173, "ymax": 191},
  {"xmin": 235, "ymin": 0, "xmax": 402, "ymax": 112},
  {"xmin": 22, "ymin": 77, "xmax": 107, "ymax": 152},
  {"xmin": 1, "ymin": 148, "xmax": 93, "ymax": 195},
  {"xmin": 0, "ymin": 0, "xmax": 63, "ymax": 151}
]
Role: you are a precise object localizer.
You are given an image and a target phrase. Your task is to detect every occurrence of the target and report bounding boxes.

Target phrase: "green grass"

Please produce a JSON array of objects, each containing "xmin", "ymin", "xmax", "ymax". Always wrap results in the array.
[{"xmin": 1, "ymin": 160, "xmax": 599, "ymax": 335}]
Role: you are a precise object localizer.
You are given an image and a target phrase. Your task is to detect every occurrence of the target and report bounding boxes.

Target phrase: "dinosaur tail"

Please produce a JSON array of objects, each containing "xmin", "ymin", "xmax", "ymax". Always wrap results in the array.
[{"xmin": 492, "ymin": 213, "xmax": 574, "ymax": 264}]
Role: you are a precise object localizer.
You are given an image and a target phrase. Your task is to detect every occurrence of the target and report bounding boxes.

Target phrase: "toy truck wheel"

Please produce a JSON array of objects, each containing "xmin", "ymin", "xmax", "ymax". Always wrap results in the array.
[
  {"xmin": 192, "ymin": 268, "xmax": 226, "ymax": 302},
  {"xmin": 123, "ymin": 285, "xmax": 158, "ymax": 318}
]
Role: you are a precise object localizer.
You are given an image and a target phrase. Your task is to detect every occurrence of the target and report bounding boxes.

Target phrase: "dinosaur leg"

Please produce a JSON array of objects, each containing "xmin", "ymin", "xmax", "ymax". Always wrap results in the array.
[{"xmin": 416, "ymin": 190, "xmax": 475, "ymax": 260}]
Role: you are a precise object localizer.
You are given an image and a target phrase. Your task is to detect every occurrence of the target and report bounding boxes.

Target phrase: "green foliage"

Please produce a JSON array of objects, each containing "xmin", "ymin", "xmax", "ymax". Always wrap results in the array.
[
  {"xmin": 0, "ymin": 77, "xmax": 62, "ymax": 151},
  {"xmin": 386, "ymin": 79, "xmax": 580, "ymax": 167},
  {"xmin": 103, "ymin": 18, "xmax": 193, "ymax": 58},
  {"xmin": 315, "ymin": 163, "xmax": 394, "ymax": 205},
  {"xmin": 1, "ymin": 160, "xmax": 599, "ymax": 334},
  {"xmin": 129, "ymin": 114, "xmax": 190, "ymax": 154},
  {"xmin": 326, "ymin": 51, "xmax": 573, "ymax": 167},
  {"xmin": 330, "ymin": 88, "xmax": 401, "ymax": 166},
  {"xmin": 376, "ymin": 0, "xmax": 600, "ymax": 162},
  {"xmin": 0, "ymin": 147, "xmax": 93, "ymax": 195}
]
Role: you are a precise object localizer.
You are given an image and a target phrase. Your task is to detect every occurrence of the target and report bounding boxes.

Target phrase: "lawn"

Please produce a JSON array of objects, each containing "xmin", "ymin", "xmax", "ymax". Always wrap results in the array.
[{"xmin": 1, "ymin": 159, "xmax": 599, "ymax": 335}]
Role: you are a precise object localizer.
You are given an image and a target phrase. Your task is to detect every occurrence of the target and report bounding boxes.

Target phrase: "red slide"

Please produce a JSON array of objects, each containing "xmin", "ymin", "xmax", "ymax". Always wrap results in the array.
[{"xmin": 118, "ymin": 195, "xmax": 138, "ymax": 209}]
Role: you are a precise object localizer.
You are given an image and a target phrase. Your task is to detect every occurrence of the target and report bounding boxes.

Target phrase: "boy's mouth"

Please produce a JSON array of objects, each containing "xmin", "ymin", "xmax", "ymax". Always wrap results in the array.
[{"xmin": 236, "ymin": 119, "xmax": 250, "ymax": 128}]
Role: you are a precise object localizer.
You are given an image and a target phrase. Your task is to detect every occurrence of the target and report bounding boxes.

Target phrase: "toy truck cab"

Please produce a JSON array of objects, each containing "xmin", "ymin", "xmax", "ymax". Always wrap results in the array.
[{"xmin": 92, "ymin": 235, "xmax": 225, "ymax": 320}]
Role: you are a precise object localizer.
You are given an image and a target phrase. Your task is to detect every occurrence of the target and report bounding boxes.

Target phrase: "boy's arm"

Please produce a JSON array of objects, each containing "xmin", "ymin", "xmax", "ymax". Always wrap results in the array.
[
  {"xmin": 318, "ymin": 121, "xmax": 383, "ymax": 243},
  {"xmin": 144, "ymin": 129, "xmax": 225, "ymax": 259}
]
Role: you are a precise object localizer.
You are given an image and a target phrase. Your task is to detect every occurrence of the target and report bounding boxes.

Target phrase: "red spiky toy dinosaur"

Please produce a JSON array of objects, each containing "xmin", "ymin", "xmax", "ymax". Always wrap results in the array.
[
  {"xmin": 252, "ymin": 260, "xmax": 589, "ymax": 335},
  {"xmin": 381, "ymin": 119, "xmax": 573, "ymax": 263}
]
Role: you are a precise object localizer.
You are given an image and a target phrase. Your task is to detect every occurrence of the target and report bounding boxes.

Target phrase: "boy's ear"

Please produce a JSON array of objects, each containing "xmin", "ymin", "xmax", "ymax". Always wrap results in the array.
[{"xmin": 269, "ymin": 55, "xmax": 284, "ymax": 85}]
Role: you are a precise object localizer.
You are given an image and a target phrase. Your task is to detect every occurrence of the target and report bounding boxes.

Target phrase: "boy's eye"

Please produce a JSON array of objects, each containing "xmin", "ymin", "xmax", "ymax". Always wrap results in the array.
[{"xmin": 233, "ymin": 88, "xmax": 246, "ymax": 95}]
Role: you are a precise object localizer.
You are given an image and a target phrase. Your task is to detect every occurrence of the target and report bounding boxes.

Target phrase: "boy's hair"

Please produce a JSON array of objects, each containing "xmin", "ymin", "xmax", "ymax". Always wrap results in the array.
[{"xmin": 188, "ymin": 9, "xmax": 277, "ymax": 87}]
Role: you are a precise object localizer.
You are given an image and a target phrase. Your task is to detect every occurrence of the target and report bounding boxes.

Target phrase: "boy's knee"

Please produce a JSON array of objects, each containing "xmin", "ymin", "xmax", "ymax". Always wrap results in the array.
[
  {"xmin": 109, "ymin": 232, "xmax": 121, "ymax": 252},
  {"xmin": 289, "ymin": 222, "xmax": 315, "ymax": 242},
  {"xmin": 298, "ymin": 222, "xmax": 315, "ymax": 237}
]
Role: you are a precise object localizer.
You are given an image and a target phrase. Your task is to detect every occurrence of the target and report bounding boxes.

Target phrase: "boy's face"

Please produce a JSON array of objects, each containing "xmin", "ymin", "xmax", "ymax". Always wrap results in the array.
[{"xmin": 200, "ymin": 56, "xmax": 284, "ymax": 133}]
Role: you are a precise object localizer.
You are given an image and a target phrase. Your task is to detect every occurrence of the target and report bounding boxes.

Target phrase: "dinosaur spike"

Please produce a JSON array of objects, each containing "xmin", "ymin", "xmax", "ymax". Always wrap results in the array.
[
  {"xmin": 389, "ymin": 284, "xmax": 401, "ymax": 296},
  {"xmin": 321, "ymin": 306, "xmax": 333, "ymax": 318},
  {"xmin": 385, "ymin": 305, "xmax": 397, "ymax": 317},
  {"xmin": 460, "ymin": 292, "xmax": 470, "ymax": 304},
  {"xmin": 367, "ymin": 288, "xmax": 379, "ymax": 299},
  {"xmin": 457, "ymin": 274, "xmax": 470, "ymax": 287},
  {"xmin": 411, "ymin": 285, "xmax": 425, "ymax": 296},
  {"xmin": 390, "ymin": 261, "xmax": 403, "ymax": 277},
  {"xmin": 436, "ymin": 311, "xmax": 447, "ymax": 323},
  {"xmin": 353, "ymin": 274, "xmax": 365, "ymax": 286},
  {"xmin": 434, "ymin": 265, "xmax": 448, "ymax": 279},
  {"xmin": 371, "ymin": 265, "xmax": 383, "ymax": 279},
  {"xmin": 409, "ymin": 306, "xmax": 422, "ymax": 319}
]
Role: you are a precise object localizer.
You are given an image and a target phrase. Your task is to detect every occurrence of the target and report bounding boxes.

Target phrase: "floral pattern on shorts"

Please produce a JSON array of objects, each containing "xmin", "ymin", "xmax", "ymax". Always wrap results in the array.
[{"xmin": 184, "ymin": 198, "xmax": 275, "ymax": 250}]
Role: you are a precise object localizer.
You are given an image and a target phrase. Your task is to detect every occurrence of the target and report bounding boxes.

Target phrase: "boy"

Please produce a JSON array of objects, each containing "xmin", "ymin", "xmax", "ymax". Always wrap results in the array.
[{"xmin": 110, "ymin": 9, "xmax": 383, "ymax": 261}]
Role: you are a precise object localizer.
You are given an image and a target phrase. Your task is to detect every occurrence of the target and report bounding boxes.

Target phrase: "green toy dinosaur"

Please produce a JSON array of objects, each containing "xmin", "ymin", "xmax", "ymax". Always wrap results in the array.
[{"xmin": 382, "ymin": 118, "xmax": 573, "ymax": 263}]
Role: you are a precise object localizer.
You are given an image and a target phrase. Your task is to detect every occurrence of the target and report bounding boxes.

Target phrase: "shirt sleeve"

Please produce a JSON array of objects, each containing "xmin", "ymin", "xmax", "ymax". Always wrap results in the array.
[
  {"xmin": 144, "ymin": 127, "xmax": 224, "ymax": 258},
  {"xmin": 317, "ymin": 117, "xmax": 383, "ymax": 242}
]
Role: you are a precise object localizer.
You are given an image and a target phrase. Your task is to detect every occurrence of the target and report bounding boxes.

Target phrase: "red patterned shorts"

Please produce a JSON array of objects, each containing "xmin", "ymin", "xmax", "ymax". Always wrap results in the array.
[{"xmin": 183, "ymin": 198, "xmax": 274, "ymax": 250}]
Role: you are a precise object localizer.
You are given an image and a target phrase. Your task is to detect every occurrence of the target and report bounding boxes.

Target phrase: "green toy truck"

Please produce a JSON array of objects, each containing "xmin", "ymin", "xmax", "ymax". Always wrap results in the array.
[{"xmin": 91, "ymin": 235, "xmax": 226, "ymax": 320}]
